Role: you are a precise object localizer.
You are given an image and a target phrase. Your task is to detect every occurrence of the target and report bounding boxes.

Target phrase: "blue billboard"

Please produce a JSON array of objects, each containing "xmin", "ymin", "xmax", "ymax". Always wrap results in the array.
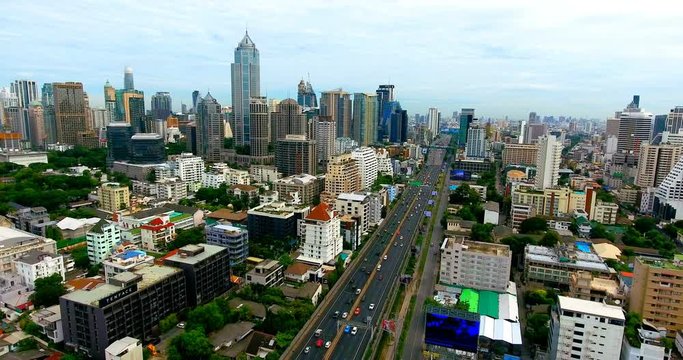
[
  {"xmin": 450, "ymin": 170, "xmax": 472, "ymax": 181},
  {"xmin": 425, "ymin": 312, "xmax": 480, "ymax": 353}
]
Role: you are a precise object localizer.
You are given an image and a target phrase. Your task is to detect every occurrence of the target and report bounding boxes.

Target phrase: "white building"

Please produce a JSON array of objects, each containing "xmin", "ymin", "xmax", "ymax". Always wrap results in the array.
[
  {"xmin": 439, "ymin": 238, "xmax": 511, "ymax": 292},
  {"xmin": 427, "ymin": 107, "xmax": 440, "ymax": 137},
  {"xmin": 86, "ymin": 219, "xmax": 121, "ymax": 265},
  {"xmin": 140, "ymin": 217, "xmax": 176, "ymax": 251},
  {"xmin": 549, "ymin": 296, "xmax": 625, "ymax": 360},
  {"xmin": 226, "ymin": 167, "xmax": 250, "ymax": 185},
  {"xmin": 351, "ymin": 147, "xmax": 378, "ymax": 190},
  {"xmin": 375, "ymin": 148, "xmax": 393, "ymax": 176},
  {"xmin": 335, "ymin": 137, "xmax": 358, "ymax": 155},
  {"xmin": 661, "ymin": 129, "xmax": 683, "ymax": 146},
  {"xmin": 299, "ymin": 203, "xmax": 343, "ymax": 265},
  {"xmin": 466, "ymin": 127, "xmax": 486, "ymax": 159},
  {"xmin": 202, "ymin": 171, "xmax": 226, "ymax": 189},
  {"xmin": 105, "ymin": 337, "xmax": 143, "ymax": 360},
  {"xmin": 249, "ymin": 165, "xmax": 282, "ymax": 183},
  {"xmin": 483, "ymin": 201, "xmax": 500, "ymax": 225},
  {"xmin": 102, "ymin": 249, "xmax": 155, "ymax": 281},
  {"xmin": 30, "ymin": 304, "xmax": 63, "ymax": 343},
  {"xmin": 535, "ymin": 135, "xmax": 562, "ymax": 190},
  {"xmin": 621, "ymin": 320, "xmax": 672, "ymax": 360},
  {"xmin": 335, "ymin": 192, "xmax": 372, "ymax": 233},
  {"xmin": 169, "ymin": 153, "xmax": 204, "ymax": 191},
  {"xmin": 13, "ymin": 251, "xmax": 65, "ymax": 289}
]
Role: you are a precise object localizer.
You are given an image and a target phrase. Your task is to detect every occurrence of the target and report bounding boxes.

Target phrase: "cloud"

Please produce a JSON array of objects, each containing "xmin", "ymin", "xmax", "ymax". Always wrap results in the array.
[{"xmin": 0, "ymin": 0, "xmax": 682, "ymax": 118}]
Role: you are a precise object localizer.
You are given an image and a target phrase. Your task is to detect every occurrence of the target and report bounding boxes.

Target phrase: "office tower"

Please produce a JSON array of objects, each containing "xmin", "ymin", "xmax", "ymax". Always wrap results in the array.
[
  {"xmin": 103, "ymin": 81, "xmax": 117, "ymax": 125},
  {"xmin": 28, "ymin": 102, "xmax": 45, "ymax": 149},
  {"xmin": 439, "ymin": 238, "xmax": 511, "ymax": 292},
  {"xmin": 549, "ymin": 296, "xmax": 624, "ymax": 360},
  {"xmin": 376, "ymin": 84, "xmax": 395, "ymax": 142},
  {"xmin": 321, "ymin": 154, "xmax": 361, "ymax": 204},
  {"xmin": 40, "ymin": 84, "xmax": 56, "ymax": 144},
  {"xmin": 535, "ymin": 135, "xmax": 562, "ymax": 190},
  {"xmin": 605, "ymin": 116, "xmax": 620, "ymax": 138},
  {"xmin": 320, "ymin": 89, "xmax": 352, "ymax": 138},
  {"xmin": 10, "ymin": 80, "xmax": 37, "ymax": 109},
  {"xmin": 271, "ymin": 98, "xmax": 306, "ymax": 143},
  {"xmin": 314, "ymin": 116, "xmax": 336, "ymax": 163},
  {"xmin": 528, "ymin": 111, "xmax": 538, "ymax": 123},
  {"xmin": 53, "ymin": 82, "xmax": 87, "ymax": 145},
  {"xmin": 123, "ymin": 66, "xmax": 134, "ymax": 90},
  {"xmin": 106, "ymin": 122, "xmax": 133, "ymax": 165},
  {"xmin": 351, "ymin": 147, "xmax": 378, "ymax": 190},
  {"xmin": 389, "ymin": 103, "xmax": 408, "ymax": 143},
  {"xmin": 465, "ymin": 126, "xmax": 486, "ymax": 159},
  {"xmin": 98, "ymin": 182, "xmax": 130, "ymax": 212},
  {"xmin": 352, "ymin": 93, "xmax": 378, "ymax": 146},
  {"xmin": 502, "ymin": 143, "xmax": 538, "ymax": 166},
  {"xmin": 652, "ymin": 114, "xmax": 667, "ymax": 144},
  {"xmin": 115, "ymin": 89, "xmax": 145, "ymax": 132},
  {"xmin": 636, "ymin": 144, "xmax": 683, "ymax": 188},
  {"xmin": 249, "ymin": 96, "xmax": 269, "ymax": 157},
  {"xmin": 630, "ymin": 257, "xmax": 683, "ymax": 336},
  {"xmin": 615, "ymin": 96, "xmax": 653, "ymax": 165},
  {"xmin": 654, "ymin": 155, "xmax": 683, "ymax": 220},
  {"xmin": 666, "ymin": 106, "xmax": 683, "ymax": 134},
  {"xmin": 129, "ymin": 133, "xmax": 166, "ymax": 164},
  {"xmin": 91, "ymin": 108, "xmax": 108, "ymax": 129},
  {"xmin": 275, "ymin": 134, "xmax": 317, "ymax": 177},
  {"xmin": 196, "ymin": 93, "xmax": 225, "ymax": 162},
  {"xmin": 518, "ymin": 120, "xmax": 527, "ymax": 144},
  {"xmin": 427, "ymin": 107, "xmax": 440, "ymax": 137},
  {"xmin": 267, "ymin": 98, "xmax": 281, "ymax": 112},
  {"xmin": 231, "ymin": 31, "xmax": 260, "ymax": 147},
  {"xmin": 297, "ymin": 79, "xmax": 318, "ymax": 108},
  {"xmin": 459, "ymin": 108, "xmax": 474, "ymax": 146},
  {"xmin": 300, "ymin": 203, "xmax": 343, "ymax": 264},
  {"xmin": 0, "ymin": 89, "xmax": 23, "ymax": 138},
  {"xmin": 151, "ymin": 92, "xmax": 172, "ymax": 120},
  {"xmin": 524, "ymin": 123, "xmax": 548, "ymax": 144},
  {"xmin": 191, "ymin": 90, "xmax": 200, "ymax": 112}
]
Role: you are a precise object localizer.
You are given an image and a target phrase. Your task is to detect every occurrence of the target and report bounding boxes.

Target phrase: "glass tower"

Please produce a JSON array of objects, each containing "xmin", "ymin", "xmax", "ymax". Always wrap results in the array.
[{"xmin": 231, "ymin": 31, "xmax": 260, "ymax": 147}]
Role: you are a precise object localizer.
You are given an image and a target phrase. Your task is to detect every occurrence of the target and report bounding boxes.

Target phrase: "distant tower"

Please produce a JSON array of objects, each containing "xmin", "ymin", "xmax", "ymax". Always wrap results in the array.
[
  {"xmin": 104, "ymin": 81, "xmax": 117, "ymax": 124},
  {"xmin": 124, "ymin": 66, "xmax": 134, "ymax": 90},
  {"xmin": 192, "ymin": 90, "xmax": 200, "ymax": 112},
  {"xmin": 297, "ymin": 78, "xmax": 318, "ymax": 109},
  {"xmin": 151, "ymin": 92, "xmax": 173, "ymax": 119},
  {"xmin": 376, "ymin": 84, "xmax": 395, "ymax": 142},
  {"xmin": 196, "ymin": 93, "xmax": 225, "ymax": 162},
  {"xmin": 231, "ymin": 31, "xmax": 260, "ymax": 147},
  {"xmin": 320, "ymin": 89, "xmax": 352, "ymax": 138},
  {"xmin": 352, "ymin": 93, "xmax": 378, "ymax": 146}
]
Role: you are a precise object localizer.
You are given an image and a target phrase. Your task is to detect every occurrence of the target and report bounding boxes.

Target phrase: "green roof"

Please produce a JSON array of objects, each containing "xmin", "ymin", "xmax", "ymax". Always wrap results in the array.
[
  {"xmin": 170, "ymin": 213, "xmax": 192, "ymax": 222},
  {"xmin": 478, "ymin": 291, "xmax": 500, "ymax": 318},
  {"xmin": 460, "ymin": 288, "xmax": 479, "ymax": 313}
]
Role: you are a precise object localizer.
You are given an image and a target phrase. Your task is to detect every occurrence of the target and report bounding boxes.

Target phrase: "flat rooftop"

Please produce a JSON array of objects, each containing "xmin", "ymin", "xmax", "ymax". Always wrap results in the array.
[
  {"xmin": 526, "ymin": 245, "xmax": 610, "ymax": 272},
  {"xmin": 639, "ymin": 256, "xmax": 683, "ymax": 271},
  {"xmin": 446, "ymin": 238, "xmax": 510, "ymax": 257},
  {"xmin": 165, "ymin": 244, "xmax": 226, "ymax": 265},
  {"xmin": 558, "ymin": 295, "xmax": 624, "ymax": 320},
  {"xmin": 248, "ymin": 202, "xmax": 309, "ymax": 217},
  {"xmin": 0, "ymin": 227, "xmax": 40, "ymax": 245}
]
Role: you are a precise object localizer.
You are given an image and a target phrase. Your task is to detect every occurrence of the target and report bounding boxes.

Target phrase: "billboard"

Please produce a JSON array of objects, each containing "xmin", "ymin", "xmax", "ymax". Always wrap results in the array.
[
  {"xmin": 425, "ymin": 312, "xmax": 480, "ymax": 353},
  {"xmin": 450, "ymin": 170, "xmax": 472, "ymax": 181}
]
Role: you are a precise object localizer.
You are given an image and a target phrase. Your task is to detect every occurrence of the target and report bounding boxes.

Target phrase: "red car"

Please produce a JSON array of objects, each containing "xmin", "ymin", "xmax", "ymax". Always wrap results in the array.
[
  {"xmin": 354, "ymin": 307, "xmax": 361, "ymax": 316},
  {"xmin": 316, "ymin": 338, "xmax": 324, "ymax": 348}
]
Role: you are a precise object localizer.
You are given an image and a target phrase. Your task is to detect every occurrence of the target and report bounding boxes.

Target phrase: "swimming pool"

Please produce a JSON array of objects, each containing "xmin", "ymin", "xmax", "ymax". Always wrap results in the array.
[{"xmin": 576, "ymin": 241, "xmax": 591, "ymax": 253}]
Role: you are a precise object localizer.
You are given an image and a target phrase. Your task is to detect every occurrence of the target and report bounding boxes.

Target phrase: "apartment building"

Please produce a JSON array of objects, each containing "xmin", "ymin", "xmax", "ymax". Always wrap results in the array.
[
  {"xmin": 97, "ymin": 182, "xmax": 130, "ymax": 212},
  {"xmin": 321, "ymin": 153, "xmax": 361, "ymax": 204},
  {"xmin": 299, "ymin": 203, "xmax": 343, "ymax": 265},
  {"xmin": 439, "ymin": 238, "xmax": 511, "ymax": 292},
  {"xmin": 86, "ymin": 220, "xmax": 122, "ymax": 265},
  {"xmin": 163, "ymin": 244, "xmax": 231, "ymax": 307},
  {"xmin": 0, "ymin": 227, "xmax": 57, "ymax": 274},
  {"xmin": 272, "ymin": 174, "xmax": 324, "ymax": 205},
  {"xmin": 630, "ymin": 256, "xmax": 683, "ymax": 336},
  {"xmin": 502, "ymin": 143, "xmax": 538, "ymax": 166},
  {"xmin": 13, "ymin": 251, "xmax": 65, "ymax": 289},
  {"xmin": 593, "ymin": 201, "xmax": 619, "ymax": 225},
  {"xmin": 246, "ymin": 259, "xmax": 284, "ymax": 287},
  {"xmin": 205, "ymin": 222, "xmax": 249, "ymax": 266},
  {"xmin": 102, "ymin": 249, "xmax": 155, "ymax": 281},
  {"xmin": 524, "ymin": 244, "xmax": 611, "ymax": 287},
  {"xmin": 247, "ymin": 202, "xmax": 310, "ymax": 241},
  {"xmin": 140, "ymin": 217, "xmax": 175, "ymax": 252}
]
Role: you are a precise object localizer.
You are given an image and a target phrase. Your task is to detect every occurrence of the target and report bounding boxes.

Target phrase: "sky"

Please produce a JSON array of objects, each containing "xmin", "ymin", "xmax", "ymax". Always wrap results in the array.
[{"xmin": 2, "ymin": 0, "xmax": 683, "ymax": 119}]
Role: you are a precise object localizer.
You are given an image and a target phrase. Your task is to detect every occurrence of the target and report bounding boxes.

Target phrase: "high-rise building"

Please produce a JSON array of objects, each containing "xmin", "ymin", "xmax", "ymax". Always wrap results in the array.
[
  {"xmin": 106, "ymin": 122, "xmax": 133, "ymax": 165},
  {"xmin": 10, "ymin": 80, "xmax": 38, "ymax": 109},
  {"xmin": 636, "ymin": 144, "xmax": 683, "ymax": 188},
  {"xmin": 615, "ymin": 95, "xmax": 653, "ymax": 165},
  {"xmin": 249, "ymin": 96, "xmax": 270, "ymax": 157},
  {"xmin": 549, "ymin": 296, "xmax": 624, "ymax": 359},
  {"xmin": 630, "ymin": 257, "xmax": 683, "ymax": 336},
  {"xmin": 321, "ymin": 154, "xmax": 361, "ymax": 204},
  {"xmin": 205, "ymin": 223, "xmax": 249, "ymax": 266},
  {"xmin": 376, "ymin": 84, "xmax": 395, "ymax": 142},
  {"xmin": 129, "ymin": 133, "xmax": 166, "ymax": 164},
  {"xmin": 163, "ymin": 244, "xmax": 231, "ymax": 307},
  {"xmin": 314, "ymin": 116, "xmax": 336, "ymax": 163},
  {"xmin": 502, "ymin": 143, "xmax": 538, "ymax": 166},
  {"xmin": 115, "ymin": 89, "xmax": 145, "ymax": 132},
  {"xmin": 28, "ymin": 101, "xmax": 46, "ymax": 149},
  {"xmin": 297, "ymin": 79, "xmax": 317, "ymax": 109},
  {"xmin": 653, "ymin": 114, "xmax": 668, "ymax": 144},
  {"xmin": 528, "ymin": 111, "xmax": 538, "ymax": 123},
  {"xmin": 91, "ymin": 108, "xmax": 108, "ymax": 129},
  {"xmin": 151, "ymin": 92, "xmax": 172, "ymax": 120},
  {"xmin": 427, "ymin": 107, "xmax": 440, "ymax": 137},
  {"xmin": 196, "ymin": 93, "xmax": 225, "ymax": 162},
  {"xmin": 191, "ymin": 90, "xmax": 200, "ymax": 112},
  {"xmin": 351, "ymin": 147, "xmax": 378, "ymax": 190},
  {"xmin": 123, "ymin": 66, "xmax": 134, "ymax": 90},
  {"xmin": 231, "ymin": 31, "xmax": 260, "ymax": 147},
  {"xmin": 465, "ymin": 126, "xmax": 486, "ymax": 159},
  {"xmin": 275, "ymin": 134, "xmax": 316, "ymax": 177},
  {"xmin": 103, "ymin": 81, "xmax": 117, "ymax": 125},
  {"xmin": 605, "ymin": 116, "xmax": 620, "ymax": 138},
  {"xmin": 41, "ymin": 84, "xmax": 56, "ymax": 144},
  {"xmin": 524, "ymin": 123, "xmax": 548, "ymax": 144},
  {"xmin": 352, "ymin": 93, "xmax": 378, "ymax": 146},
  {"xmin": 666, "ymin": 106, "xmax": 683, "ymax": 134},
  {"xmin": 382, "ymin": 101, "xmax": 408, "ymax": 143},
  {"xmin": 53, "ymin": 82, "xmax": 88, "ymax": 145},
  {"xmin": 654, "ymin": 155, "xmax": 683, "ymax": 220},
  {"xmin": 300, "ymin": 203, "xmax": 343, "ymax": 265},
  {"xmin": 439, "ymin": 238, "xmax": 511, "ymax": 292},
  {"xmin": 97, "ymin": 182, "xmax": 130, "ymax": 212},
  {"xmin": 535, "ymin": 135, "xmax": 562, "ymax": 190},
  {"xmin": 271, "ymin": 99, "xmax": 306, "ymax": 142},
  {"xmin": 458, "ymin": 108, "xmax": 474, "ymax": 146},
  {"xmin": 320, "ymin": 89, "xmax": 352, "ymax": 138}
]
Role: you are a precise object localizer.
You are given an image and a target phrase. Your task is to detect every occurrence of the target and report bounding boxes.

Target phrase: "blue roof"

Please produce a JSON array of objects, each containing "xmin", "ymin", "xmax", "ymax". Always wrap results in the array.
[{"xmin": 116, "ymin": 249, "xmax": 146, "ymax": 260}]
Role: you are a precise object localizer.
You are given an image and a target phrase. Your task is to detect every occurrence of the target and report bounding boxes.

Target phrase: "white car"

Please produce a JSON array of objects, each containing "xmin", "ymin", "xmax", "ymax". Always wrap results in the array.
[
  {"xmin": 369, "ymin": 303, "xmax": 375, "ymax": 310},
  {"xmin": 383, "ymin": 255, "xmax": 388, "ymax": 261},
  {"xmin": 351, "ymin": 327, "xmax": 358, "ymax": 335},
  {"xmin": 325, "ymin": 341, "xmax": 332, "ymax": 348},
  {"xmin": 342, "ymin": 312, "xmax": 348, "ymax": 319},
  {"xmin": 176, "ymin": 322, "xmax": 186, "ymax": 329}
]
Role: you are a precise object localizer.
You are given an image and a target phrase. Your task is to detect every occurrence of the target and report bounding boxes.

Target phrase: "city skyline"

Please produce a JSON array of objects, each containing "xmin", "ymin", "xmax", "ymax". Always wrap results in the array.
[{"xmin": 2, "ymin": 1, "xmax": 682, "ymax": 118}]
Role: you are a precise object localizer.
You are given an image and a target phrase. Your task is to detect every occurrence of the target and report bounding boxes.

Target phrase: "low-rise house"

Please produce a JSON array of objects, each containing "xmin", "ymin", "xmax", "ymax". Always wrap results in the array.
[
  {"xmin": 231, "ymin": 184, "xmax": 259, "ymax": 199},
  {"xmin": 210, "ymin": 321, "xmax": 255, "ymax": 353},
  {"xmin": 245, "ymin": 260, "xmax": 283, "ymax": 288},
  {"xmin": 30, "ymin": 304, "xmax": 63, "ymax": 343},
  {"xmin": 55, "ymin": 217, "xmax": 100, "ymax": 239},
  {"xmin": 278, "ymin": 282, "xmax": 322, "ymax": 306},
  {"xmin": 284, "ymin": 262, "xmax": 323, "ymax": 283},
  {"xmin": 228, "ymin": 298, "xmax": 267, "ymax": 321},
  {"xmin": 140, "ymin": 218, "xmax": 175, "ymax": 251},
  {"xmin": 13, "ymin": 251, "xmax": 65, "ymax": 290}
]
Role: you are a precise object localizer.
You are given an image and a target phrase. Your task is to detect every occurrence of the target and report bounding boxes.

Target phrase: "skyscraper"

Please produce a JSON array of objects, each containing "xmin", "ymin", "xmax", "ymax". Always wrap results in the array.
[
  {"xmin": 297, "ymin": 79, "xmax": 318, "ymax": 109},
  {"xmin": 466, "ymin": 126, "xmax": 486, "ymax": 159},
  {"xmin": 196, "ymin": 93, "xmax": 225, "ymax": 162},
  {"xmin": 427, "ymin": 107, "xmax": 440, "ymax": 138},
  {"xmin": 652, "ymin": 114, "xmax": 667, "ymax": 144},
  {"xmin": 524, "ymin": 123, "xmax": 548, "ymax": 144},
  {"xmin": 191, "ymin": 90, "xmax": 200, "ymax": 112},
  {"xmin": 535, "ymin": 135, "xmax": 562, "ymax": 190},
  {"xmin": 28, "ymin": 101, "xmax": 45, "ymax": 149},
  {"xmin": 528, "ymin": 111, "xmax": 538, "ymax": 123},
  {"xmin": 124, "ymin": 66, "xmax": 134, "ymax": 90},
  {"xmin": 0, "ymin": 89, "xmax": 22, "ymax": 138},
  {"xmin": 106, "ymin": 122, "xmax": 133, "ymax": 166},
  {"xmin": 151, "ymin": 92, "xmax": 173, "ymax": 120},
  {"xmin": 352, "ymin": 93, "xmax": 378, "ymax": 146},
  {"xmin": 376, "ymin": 84, "xmax": 395, "ymax": 142},
  {"xmin": 615, "ymin": 95, "xmax": 653, "ymax": 165},
  {"xmin": 388, "ymin": 103, "xmax": 408, "ymax": 143},
  {"xmin": 666, "ymin": 106, "xmax": 683, "ymax": 134},
  {"xmin": 231, "ymin": 31, "xmax": 260, "ymax": 147},
  {"xmin": 10, "ymin": 80, "xmax": 37, "ymax": 141},
  {"xmin": 41, "ymin": 84, "xmax": 56, "ymax": 144},
  {"xmin": 275, "ymin": 134, "xmax": 317, "ymax": 177},
  {"xmin": 320, "ymin": 89, "xmax": 352, "ymax": 138},
  {"xmin": 53, "ymin": 82, "xmax": 87, "ymax": 145},
  {"xmin": 459, "ymin": 108, "xmax": 475, "ymax": 146},
  {"xmin": 103, "ymin": 81, "xmax": 116, "ymax": 124},
  {"xmin": 635, "ymin": 144, "xmax": 683, "ymax": 188},
  {"xmin": 271, "ymin": 99, "xmax": 306, "ymax": 143},
  {"xmin": 314, "ymin": 116, "xmax": 336, "ymax": 163},
  {"xmin": 115, "ymin": 90, "xmax": 145, "ymax": 132},
  {"xmin": 249, "ymin": 96, "xmax": 270, "ymax": 157}
]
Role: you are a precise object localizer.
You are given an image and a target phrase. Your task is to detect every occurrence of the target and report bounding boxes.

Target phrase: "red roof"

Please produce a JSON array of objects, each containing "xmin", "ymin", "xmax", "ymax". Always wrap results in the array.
[
  {"xmin": 306, "ymin": 203, "xmax": 333, "ymax": 221},
  {"xmin": 155, "ymin": 249, "xmax": 179, "ymax": 265},
  {"xmin": 620, "ymin": 271, "xmax": 633, "ymax": 278},
  {"xmin": 141, "ymin": 217, "xmax": 174, "ymax": 232},
  {"xmin": 149, "ymin": 217, "xmax": 164, "ymax": 226}
]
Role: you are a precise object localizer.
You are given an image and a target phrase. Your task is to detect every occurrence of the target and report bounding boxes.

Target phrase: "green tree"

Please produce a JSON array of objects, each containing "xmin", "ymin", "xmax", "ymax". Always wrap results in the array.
[
  {"xmin": 525, "ymin": 313, "xmax": 550, "ymax": 348},
  {"xmin": 223, "ymin": 137, "xmax": 234, "ymax": 149},
  {"xmin": 454, "ymin": 300, "xmax": 470, "ymax": 312},
  {"xmin": 449, "ymin": 184, "xmax": 481, "ymax": 206},
  {"xmin": 633, "ymin": 217, "xmax": 657, "ymax": 234},
  {"xmin": 45, "ymin": 226, "xmax": 63, "ymax": 241},
  {"xmin": 159, "ymin": 313, "xmax": 179, "ymax": 333},
  {"xmin": 470, "ymin": 223, "xmax": 494, "ymax": 243},
  {"xmin": 590, "ymin": 223, "xmax": 615, "ymax": 241},
  {"xmin": 16, "ymin": 338, "xmax": 38, "ymax": 351},
  {"xmin": 166, "ymin": 140, "xmax": 188, "ymax": 156},
  {"xmin": 187, "ymin": 302, "xmax": 225, "ymax": 333},
  {"xmin": 146, "ymin": 170, "xmax": 157, "ymax": 182},
  {"xmin": 540, "ymin": 230, "xmax": 560, "ymax": 247},
  {"xmin": 168, "ymin": 329, "xmax": 214, "ymax": 360},
  {"xmin": 663, "ymin": 223, "xmax": 679, "ymax": 239},
  {"xmin": 278, "ymin": 254, "xmax": 293, "ymax": 267},
  {"xmin": 168, "ymin": 227, "xmax": 205, "ymax": 251},
  {"xmin": 30, "ymin": 273, "xmax": 67, "ymax": 307},
  {"xmin": 519, "ymin": 216, "xmax": 548, "ymax": 234}
]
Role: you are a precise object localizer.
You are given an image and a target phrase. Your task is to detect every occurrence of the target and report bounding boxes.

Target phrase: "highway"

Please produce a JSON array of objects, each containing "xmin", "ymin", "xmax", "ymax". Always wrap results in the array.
[{"xmin": 285, "ymin": 136, "xmax": 450, "ymax": 360}]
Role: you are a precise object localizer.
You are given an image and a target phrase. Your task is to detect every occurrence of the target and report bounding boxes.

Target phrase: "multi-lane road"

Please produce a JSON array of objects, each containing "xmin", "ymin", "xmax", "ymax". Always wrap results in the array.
[{"xmin": 284, "ymin": 136, "xmax": 451, "ymax": 360}]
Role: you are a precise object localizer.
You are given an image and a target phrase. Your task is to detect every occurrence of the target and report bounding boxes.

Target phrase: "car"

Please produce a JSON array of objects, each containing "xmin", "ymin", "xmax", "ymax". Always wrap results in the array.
[
  {"xmin": 355, "ymin": 288, "xmax": 361, "ymax": 295},
  {"xmin": 304, "ymin": 346, "xmax": 311, "ymax": 354},
  {"xmin": 377, "ymin": 265, "xmax": 381, "ymax": 271},
  {"xmin": 177, "ymin": 322, "xmax": 186, "ymax": 329},
  {"xmin": 383, "ymin": 255, "xmax": 388, "ymax": 260},
  {"xmin": 379, "ymin": 274, "xmax": 383, "ymax": 281},
  {"xmin": 315, "ymin": 329, "xmax": 322, "ymax": 337},
  {"xmin": 333, "ymin": 311, "xmax": 339, "ymax": 318},
  {"xmin": 344, "ymin": 325, "xmax": 351, "ymax": 333},
  {"xmin": 351, "ymin": 327, "xmax": 358, "ymax": 335},
  {"xmin": 316, "ymin": 339, "xmax": 324, "ymax": 348},
  {"xmin": 369, "ymin": 303, "xmax": 375, "ymax": 310},
  {"xmin": 400, "ymin": 235, "xmax": 404, "ymax": 240},
  {"xmin": 400, "ymin": 243, "xmax": 404, "ymax": 247},
  {"xmin": 394, "ymin": 242, "xmax": 397, "ymax": 247},
  {"xmin": 354, "ymin": 307, "xmax": 361, "ymax": 315},
  {"xmin": 342, "ymin": 312, "xmax": 348, "ymax": 319},
  {"xmin": 325, "ymin": 341, "xmax": 331, "ymax": 348}
]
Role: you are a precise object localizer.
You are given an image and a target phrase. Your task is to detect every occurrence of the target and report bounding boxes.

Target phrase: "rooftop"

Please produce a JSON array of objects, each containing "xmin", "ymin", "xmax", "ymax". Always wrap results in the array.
[
  {"xmin": 208, "ymin": 209, "xmax": 248, "ymax": 222},
  {"xmin": 639, "ymin": 256, "xmax": 683, "ymax": 271},
  {"xmin": 445, "ymin": 238, "xmax": 510, "ymax": 257},
  {"xmin": 106, "ymin": 337, "xmax": 141, "ymax": 356},
  {"xmin": 278, "ymin": 282, "xmax": 321, "ymax": 300},
  {"xmin": 275, "ymin": 174, "xmax": 317, "ymax": 185},
  {"xmin": 306, "ymin": 203, "xmax": 334, "ymax": 222},
  {"xmin": 165, "ymin": 244, "xmax": 226, "ymax": 265},
  {"xmin": 14, "ymin": 251, "xmax": 61, "ymax": 265},
  {"xmin": 337, "ymin": 192, "xmax": 368, "ymax": 202},
  {"xmin": 248, "ymin": 202, "xmax": 309, "ymax": 217},
  {"xmin": 0, "ymin": 227, "xmax": 42, "ymax": 246},
  {"xmin": 525, "ymin": 244, "xmax": 610, "ymax": 272},
  {"xmin": 558, "ymin": 295, "xmax": 624, "ymax": 320}
]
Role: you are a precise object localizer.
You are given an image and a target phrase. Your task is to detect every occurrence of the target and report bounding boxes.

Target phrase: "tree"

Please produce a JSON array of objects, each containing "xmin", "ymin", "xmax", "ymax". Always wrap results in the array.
[
  {"xmin": 278, "ymin": 254, "xmax": 293, "ymax": 267},
  {"xmin": 470, "ymin": 223, "xmax": 494, "ymax": 243},
  {"xmin": 159, "ymin": 313, "xmax": 179, "ymax": 333},
  {"xmin": 633, "ymin": 217, "xmax": 657, "ymax": 234},
  {"xmin": 663, "ymin": 223, "xmax": 678, "ymax": 239},
  {"xmin": 455, "ymin": 300, "xmax": 470, "ymax": 312},
  {"xmin": 45, "ymin": 226, "xmax": 63, "ymax": 241},
  {"xmin": 449, "ymin": 184, "xmax": 481, "ymax": 206},
  {"xmin": 30, "ymin": 273, "xmax": 67, "ymax": 307},
  {"xmin": 540, "ymin": 230, "xmax": 560, "ymax": 247},
  {"xmin": 146, "ymin": 170, "xmax": 157, "ymax": 182},
  {"xmin": 168, "ymin": 329, "xmax": 214, "ymax": 360},
  {"xmin": 168, "ymin": 227, "xmax": 205, "ymax": 251},
  {"xmin": 525, "ymin": 313, "xmax": 550, "ymax": 348},
  {"xmin": 187, "ymin": 302, "xmax": 225, "ymax": 333},
  {"xmin": 590, "ymin": 223, "xmax": 614, "ymax": 241},
  {"xmin": 519, "ymin": 217, "xmax": 548, "ymax": 234},
  {"xmin": 223, "ymin": 137, "xmax": 234, "ymax": 149},
  {"xmin": 16, "ymin": 338, "xmax": 38, "ymax": 351}
]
